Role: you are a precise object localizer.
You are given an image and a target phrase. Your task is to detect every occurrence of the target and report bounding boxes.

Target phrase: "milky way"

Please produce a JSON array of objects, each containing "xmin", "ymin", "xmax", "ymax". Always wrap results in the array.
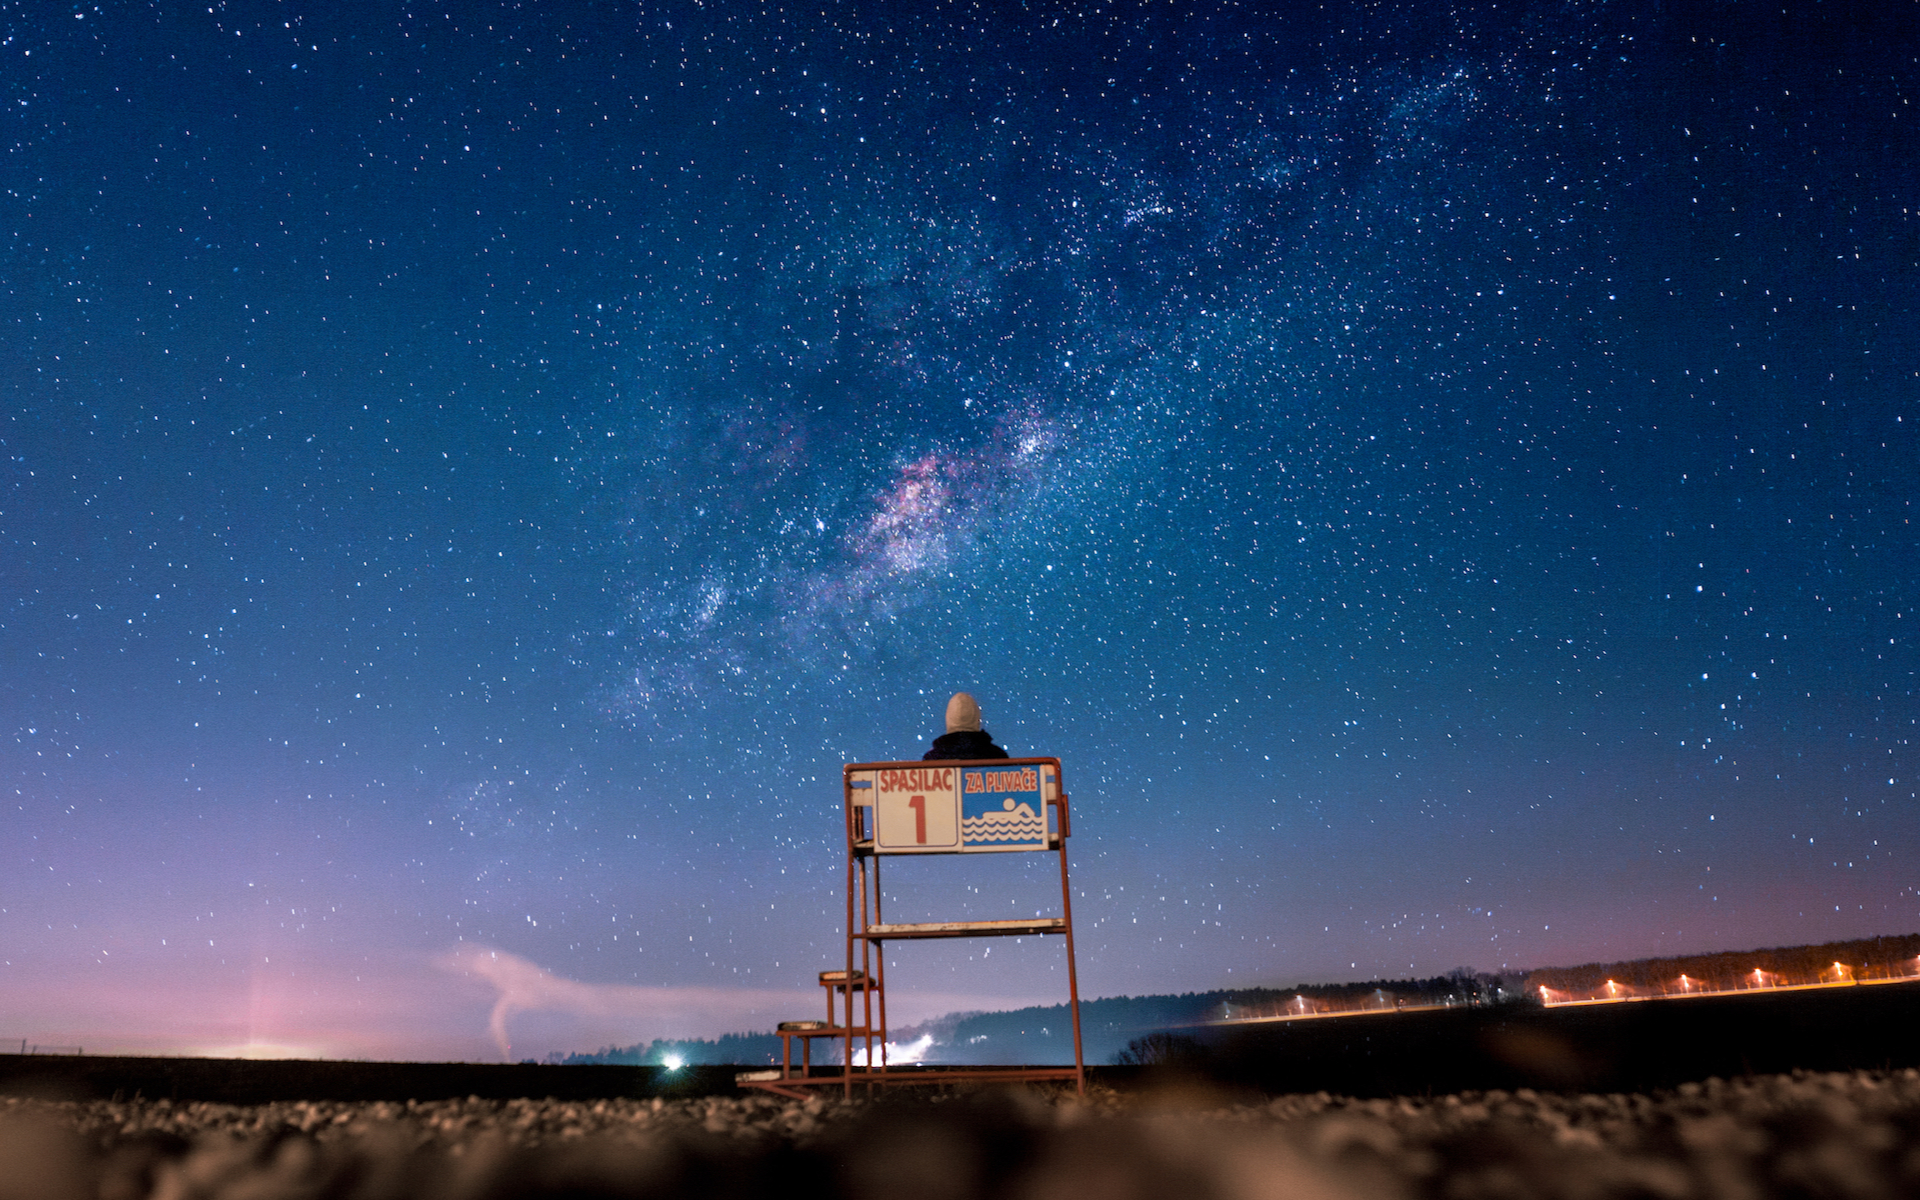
[{"xmin": 2, "ymin": 0, "xmax": 1914, "ymax": 1061}]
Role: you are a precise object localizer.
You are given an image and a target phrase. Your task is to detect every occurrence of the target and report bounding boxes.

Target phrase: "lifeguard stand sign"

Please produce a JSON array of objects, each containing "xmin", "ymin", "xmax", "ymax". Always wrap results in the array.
[{"xmin": 847, "ymin": 760, "xmax": 1060, "ymax": 853}]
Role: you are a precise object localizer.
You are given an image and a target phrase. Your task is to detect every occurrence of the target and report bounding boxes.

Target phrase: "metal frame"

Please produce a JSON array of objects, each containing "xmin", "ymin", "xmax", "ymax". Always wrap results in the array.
[{"xmin": 741, "ymin": 757, "xmax": 1085, "ymax": 1098}]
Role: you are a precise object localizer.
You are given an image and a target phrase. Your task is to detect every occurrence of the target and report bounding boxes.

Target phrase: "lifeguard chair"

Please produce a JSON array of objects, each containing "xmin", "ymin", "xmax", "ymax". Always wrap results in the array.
[
  {"xmin": 740, "ymin": 757, "xmax": 1085, "ymax": 1097},
  {"xmin": 769, "ymin": 968, "xmax": 876, "ymax": 1080}
]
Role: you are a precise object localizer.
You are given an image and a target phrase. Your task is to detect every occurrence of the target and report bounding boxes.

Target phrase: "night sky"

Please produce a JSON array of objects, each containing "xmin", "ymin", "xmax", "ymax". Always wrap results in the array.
[{"xmin": 4, "ymin": 0, "xmax": 1915, "ymax": 1063}]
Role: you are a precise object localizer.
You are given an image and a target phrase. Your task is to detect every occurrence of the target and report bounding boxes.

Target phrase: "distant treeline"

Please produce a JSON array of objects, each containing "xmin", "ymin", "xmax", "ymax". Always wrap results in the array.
[
  {"xmin": 921, "ymin": 972, "xmax": 1517, "ymax": 1065},
  {"xmin": 1523, "ymin": 933, "xmax": 1920, "ymax": 995},
  {"xmin": 553, "ymin": 933, "xmax": 1920, "ymax": 1068},
  {"xmin": 553, "ymin": 973, "xmax": 1519, "ymax": 1067},
  {"xmin": 1213, "ymin": 969, "xmax": 1520, "ymax": 1017},
  {"xmin": 552, "ymin": 1032, "xmax": 784, "ymax": 1068},
  {"xmin": 554, "ymin": 972, "xmax": 1516, "ymax": 1069}
]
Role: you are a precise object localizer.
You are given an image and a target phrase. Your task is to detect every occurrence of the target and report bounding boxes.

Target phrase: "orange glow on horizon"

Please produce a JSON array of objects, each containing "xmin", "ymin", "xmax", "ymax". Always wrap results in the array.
[{"xmin": 187, "ymin": 1039, "xmax": 332, "ymax": 1061}]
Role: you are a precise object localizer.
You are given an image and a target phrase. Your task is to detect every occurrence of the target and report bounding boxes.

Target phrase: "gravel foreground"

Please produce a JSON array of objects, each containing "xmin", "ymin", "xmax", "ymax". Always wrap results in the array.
[{"xmin": 3, "ymin": 1069, "xmax": 1919, "ymax": 1200}]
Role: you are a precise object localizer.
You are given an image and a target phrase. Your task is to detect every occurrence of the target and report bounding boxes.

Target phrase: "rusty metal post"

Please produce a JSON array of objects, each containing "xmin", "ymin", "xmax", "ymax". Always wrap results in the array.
[
  {"xmin": 1054, "ymin": 790, "xmax": 1085, "ymax": 1093},
  {"xmin": 872, "ymin": 855, "xmax": 888, "ymax": 1082},
  {"xmin": 844, "ymin": 788, "xmax": 859, "ymax": 1099}
]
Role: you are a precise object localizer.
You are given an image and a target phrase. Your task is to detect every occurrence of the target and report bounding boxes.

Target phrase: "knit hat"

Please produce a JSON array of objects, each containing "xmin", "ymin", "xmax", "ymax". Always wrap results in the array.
[{"xmin": 945, "ymin": 692, "xmax": 983, "ymax": 733}]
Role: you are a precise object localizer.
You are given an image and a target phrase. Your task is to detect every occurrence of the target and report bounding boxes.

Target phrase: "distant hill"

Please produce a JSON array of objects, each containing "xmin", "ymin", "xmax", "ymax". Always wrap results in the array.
[
  {"xmin": 551, "ymin": 970, "xmax": 1514, "ymax": 1067},
  {"xmin": 871, "ymin": 970, "xmax": 1524, "ymax": 1066},
  {"xmin": 1523, "ymin": 932, "xmax": 1920, "ymax": 995},
  {"xmin": 553, "ymin": 932, "xmax": 1920, "ymax": 1068}
]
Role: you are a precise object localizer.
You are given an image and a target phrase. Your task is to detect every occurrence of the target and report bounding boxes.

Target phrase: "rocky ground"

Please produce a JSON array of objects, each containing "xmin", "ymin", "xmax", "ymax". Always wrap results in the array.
[{"xmin": 3, "ymin": 1068, "xmax": 1918, "ymax": 1199}]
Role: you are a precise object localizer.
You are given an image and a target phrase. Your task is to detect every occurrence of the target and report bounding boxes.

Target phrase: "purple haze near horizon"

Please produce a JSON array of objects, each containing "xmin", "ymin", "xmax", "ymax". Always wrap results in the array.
[{"xmin": 3, "ymin": 0, "xmax": 1915, "ymax": 1063}]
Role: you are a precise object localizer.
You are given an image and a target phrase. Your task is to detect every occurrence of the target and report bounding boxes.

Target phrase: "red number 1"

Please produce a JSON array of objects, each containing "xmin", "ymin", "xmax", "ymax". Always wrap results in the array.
[{"xmin": 908, "ymin": 795, "xmax": 926, "ymax": 844}]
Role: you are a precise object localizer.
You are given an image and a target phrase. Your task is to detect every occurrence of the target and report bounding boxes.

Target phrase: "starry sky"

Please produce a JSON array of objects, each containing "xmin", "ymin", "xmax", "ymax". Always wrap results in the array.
[{"xmin": 3, "ymin": 0, "xmax": 1915, "ymax": 1063}]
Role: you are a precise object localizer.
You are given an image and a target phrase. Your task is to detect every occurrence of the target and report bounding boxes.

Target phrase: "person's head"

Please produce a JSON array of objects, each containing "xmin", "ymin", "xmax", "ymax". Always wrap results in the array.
[{"xmin": 945, "ymin": 692, "xmax": 983, "ymax": 734}]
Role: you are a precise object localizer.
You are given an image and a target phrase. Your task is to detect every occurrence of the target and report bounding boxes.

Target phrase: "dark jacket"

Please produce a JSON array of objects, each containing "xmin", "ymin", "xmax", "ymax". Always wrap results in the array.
[{"xmin": 922, "ymin": 730, "xmax": 1010, "ymax": 761}]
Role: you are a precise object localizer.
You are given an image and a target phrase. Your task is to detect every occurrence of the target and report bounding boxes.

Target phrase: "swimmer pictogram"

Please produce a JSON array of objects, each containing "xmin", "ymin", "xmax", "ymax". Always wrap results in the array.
[{"xmin": 961, "ymin": 798, "xmax": 1046, "ymax": 845}]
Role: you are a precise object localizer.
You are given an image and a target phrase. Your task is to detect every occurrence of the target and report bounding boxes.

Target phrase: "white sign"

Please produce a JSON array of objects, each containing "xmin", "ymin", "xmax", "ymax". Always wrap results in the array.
[
  {"xmin": 848, "ymin": 760, "xmax": 1058, "ymax": 854},
  {"xmin": 875, "ymin": 766, "xmax": 961, "ymax": 851}
]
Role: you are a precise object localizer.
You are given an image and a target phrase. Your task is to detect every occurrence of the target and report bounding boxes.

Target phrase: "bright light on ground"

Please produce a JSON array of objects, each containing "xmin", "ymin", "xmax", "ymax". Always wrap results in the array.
[
  {"xmin": 851, "ymin": 1034, "xmax": 935, "ymax": 1067},
  {"xmin": 662, "ymin": 1054, "xmax": 684, "ymax": 1071}
]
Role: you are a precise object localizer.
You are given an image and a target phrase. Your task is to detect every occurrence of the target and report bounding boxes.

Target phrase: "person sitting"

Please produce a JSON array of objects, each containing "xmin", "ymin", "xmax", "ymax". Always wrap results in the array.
[{"xmin": 922, "ymin": 692, "xmax": 1011, "ymax": 760}]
